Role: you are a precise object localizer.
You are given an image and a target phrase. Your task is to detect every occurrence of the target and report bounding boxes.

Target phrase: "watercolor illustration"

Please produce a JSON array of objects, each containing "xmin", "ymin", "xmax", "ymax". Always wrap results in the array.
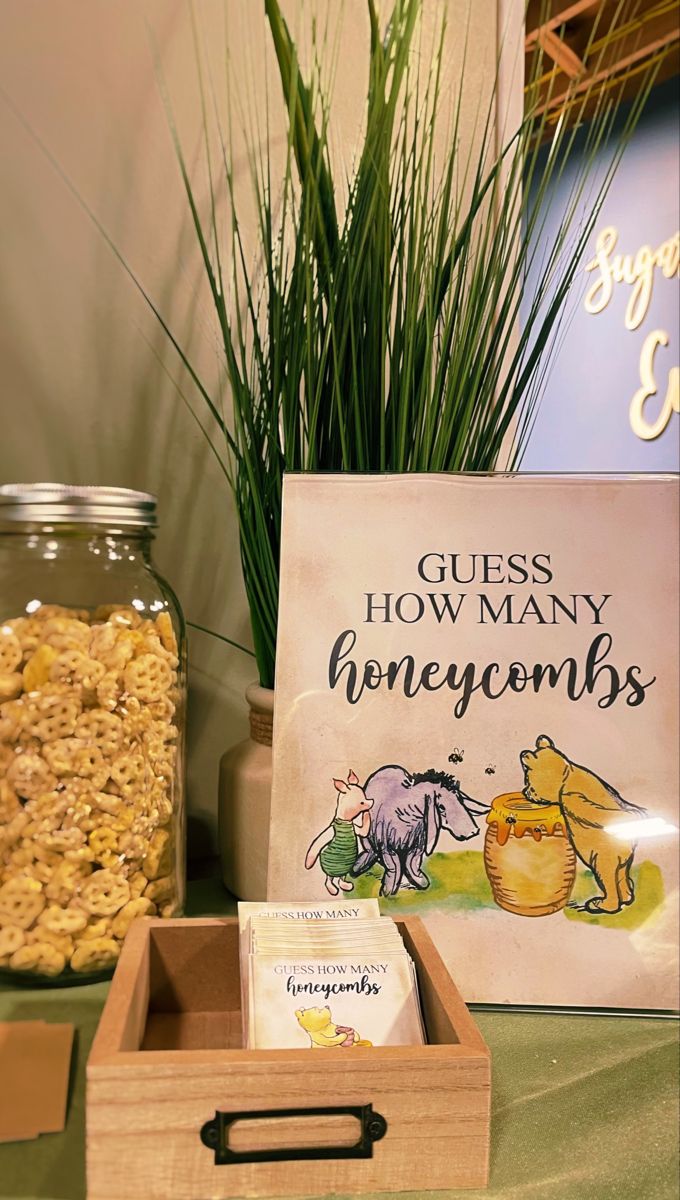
[
  {"xmin": 317, "ymin": 738, "xmax": 660, "ymax": 924},
  {"xmin": 349, "ymin": 766, "xmax": 488, "ymax": 897},
  {"xmin": 295, "ymin": 1005, "xmax": 373, "ymax": 1048},
  {"xmin": 305, "ymin": 770, "xmax": 373, "ymax": 894},
  {"xmin": 520, "ymin": 734, "xmax": 645, "ymax": 915}
]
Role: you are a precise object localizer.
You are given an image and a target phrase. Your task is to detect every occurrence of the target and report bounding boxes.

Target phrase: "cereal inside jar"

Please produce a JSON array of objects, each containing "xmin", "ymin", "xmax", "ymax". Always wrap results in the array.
[{"xmin": 0, "ymin": 485, "xmax": 186, "ymax": 983}]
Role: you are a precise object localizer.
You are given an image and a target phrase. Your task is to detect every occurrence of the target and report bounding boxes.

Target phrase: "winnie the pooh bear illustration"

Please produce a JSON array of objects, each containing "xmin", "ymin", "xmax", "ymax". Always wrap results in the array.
[
  {"xmin": 295, "ymin": 1005, "xmax": 372, "ymax": 1048},
  {"xmin": 520, "ymin": 734, "xmax": 645, "ymax": 914}
]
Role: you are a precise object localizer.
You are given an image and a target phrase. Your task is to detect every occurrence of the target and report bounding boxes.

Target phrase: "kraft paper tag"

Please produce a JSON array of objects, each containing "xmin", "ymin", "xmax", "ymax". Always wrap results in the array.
[{"xmin": 0, "ymin": 1020, "xmax": 74, "ymax": 1143}]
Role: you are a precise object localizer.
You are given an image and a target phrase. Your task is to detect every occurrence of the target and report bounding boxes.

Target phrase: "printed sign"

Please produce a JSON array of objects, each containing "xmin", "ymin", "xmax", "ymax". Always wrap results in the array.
[{"xmin": 269, "ymin": 474, "xmax": 679, "ymax": 1010}]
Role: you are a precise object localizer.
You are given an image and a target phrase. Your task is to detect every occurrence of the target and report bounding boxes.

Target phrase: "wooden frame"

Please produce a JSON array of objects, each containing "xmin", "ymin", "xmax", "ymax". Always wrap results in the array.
[
  {"xmin": 86, "ymin": 917, "xmax": 490, "ymax": 1199},
  {"xmin": 525, "ymin": 0, "xmax": 680, "ymax": 121}
]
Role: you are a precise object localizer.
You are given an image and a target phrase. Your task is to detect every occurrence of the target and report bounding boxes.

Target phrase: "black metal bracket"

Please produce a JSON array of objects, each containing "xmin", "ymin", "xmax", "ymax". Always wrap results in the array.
[{"xmin": 200, "ymin": 1103, "xmax": 387, "ymax": 1165}]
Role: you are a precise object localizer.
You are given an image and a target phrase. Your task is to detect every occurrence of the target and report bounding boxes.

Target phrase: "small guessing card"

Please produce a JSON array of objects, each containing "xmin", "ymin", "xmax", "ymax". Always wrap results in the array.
[
  {"xmin": 238, "ymin": 899, "xmax": 380, "ymax": 1043},
  {"xmin": 250, "ymin": 916, "xmax": 403, "ymax": 953},
  {"xmin": 249, "ymin": 953, "xmax": 424, "ymax": 1049}
]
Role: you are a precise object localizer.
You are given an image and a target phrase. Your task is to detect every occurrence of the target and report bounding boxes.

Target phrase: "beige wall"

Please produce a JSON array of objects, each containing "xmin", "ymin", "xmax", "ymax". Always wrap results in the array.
[{"xmin": 0, "ymin": 0, "xmax": 522, "ymax": 858}]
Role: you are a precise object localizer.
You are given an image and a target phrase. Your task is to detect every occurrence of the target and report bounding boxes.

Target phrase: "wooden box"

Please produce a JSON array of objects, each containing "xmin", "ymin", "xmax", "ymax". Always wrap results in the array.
[{"xmin": 86, "ymin": 917, "xmax": 490, "ymax": 1199}]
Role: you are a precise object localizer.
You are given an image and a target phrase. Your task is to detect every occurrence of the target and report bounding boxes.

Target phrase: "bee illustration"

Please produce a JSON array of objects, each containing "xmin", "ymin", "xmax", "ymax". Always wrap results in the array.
[
  {"xmin": 485, "ymin": 763, "xmax": 496, "ymax": 776},
  {"xmin": 448, "ymin": 747, "xmax": 464, "ymax": 765}
]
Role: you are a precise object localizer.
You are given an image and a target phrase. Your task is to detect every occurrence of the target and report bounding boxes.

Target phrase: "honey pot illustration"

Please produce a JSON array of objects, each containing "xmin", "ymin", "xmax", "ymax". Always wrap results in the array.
[{"xmin": 484, "ymin": 792, "xmax": 576, "ymax": 917}]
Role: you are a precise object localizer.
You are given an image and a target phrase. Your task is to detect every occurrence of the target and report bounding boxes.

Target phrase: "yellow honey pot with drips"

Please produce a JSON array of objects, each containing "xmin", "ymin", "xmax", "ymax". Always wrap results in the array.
[{"xmin": 484, "ymin": 792, "xmax": 576, "ymax": 917}]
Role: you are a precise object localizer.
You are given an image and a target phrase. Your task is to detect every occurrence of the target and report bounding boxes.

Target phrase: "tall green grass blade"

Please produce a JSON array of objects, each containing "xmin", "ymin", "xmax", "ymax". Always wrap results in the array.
[{"xmin": 4, "ymin": 1, "xmax": 658, "ymax": 688}]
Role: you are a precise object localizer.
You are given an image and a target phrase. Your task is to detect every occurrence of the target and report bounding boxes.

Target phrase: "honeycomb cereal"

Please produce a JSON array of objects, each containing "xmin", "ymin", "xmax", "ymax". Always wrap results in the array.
[
  {"xmin": 10, "ymin": 941, "xmax": 65, "ymax": 976},
  {"xmin": 110, "ymin": 751, "xmax": 147, "ymax": 797},
  {"xmin": 149, "ymin": 695, "xmax": 176, "ymax": 724},
  {"xmin": 44, "ymin": 861, "xmax": 92, "ymax": 905},
  {"xmin": 89, "ymin": 623, "xmax": 137, "ymax": 672},
  {"xmin": 29, "ymin": 692, "xmax": 82, "ymax": 742},
  {"xmin": 4, "ymin": 847, "xmax": 34, "ymax": 874},
  {"xmin": 75, "ymin": 709, "xmax": 124, "ymax": 756},
  {"xmin": 80, "ymin": 868, "xmax": 130, "ymax": 917},
  {"xmin": 42, "ymin": 739, "xmax": 110, "ymax": 792},
  {"xmin": 91, "ymin": 806, "xmax": 133, "ymax": 833},
  {"xmin": 88, "ymin": 825, "xmax": 122, "ymax": 868},
  {"xmin": 128, "ymin": 870, "xmax": 149, "ymax": 900},
  {"xmin": 0, "ymin": 700, "xmax": 26, "ymax": 742},
  {"xmin": 142, "ymin": 829, "xmax": 172, "ymax": 881},
  {"xmin": 0, "ymin": 627, "xmax": 22, "ymax": 674},
  {"xmin": 93, "ymin": 793, "xmax": 126, "ymax": 818},
  {"xmin": 41, "ymin": 827, "xmax": 87, "ymax": 853},
  {"xmin": 3, "ymin": 810, "xmax": 29, "ymax": 847},
  {"xmin": 0, "ymin": 779, "xmax": 19, "ymax": 823},
  {"xmin": 0, "ymin": 673, "xmax": 23, "ymax": 702},
  {"xmin": 16, "ymin": 734, "xmax": 45, "ymax": 756},
  {"xmin": 124, "ymin": 653, "xmax": 172, "ymax": 703},
  {"xmin": 32, "ymin": 843, "xmax": 65, "ymax": 869},
  {"xmin": 5, "ymin": 617, "xmax": 42, "ymax": 657},
  {"xmin": 28, "ymin": 927, "xmax": 74, "ymax": 959},
  {"xmin": 70, "ymin": 937, "xmax": 120, "ymax": 974},
  {"xmin": 23, "ymin": 861, "xmax": 55, "ymax": 886},
  {"xmin": 41, "ymin": 618, "xmax": 91, "ymax": 652},
  {"xmin": 38, "ymin": 903, "xmax": 89, "ymax": 936},
  {"xmin": 75, "ymin": 916, "xmax": 111, "ymax": 942},
  {"xmin": 116, "ymin": 830, "xmax": 149, "ymax": 865},
  {"xmin": 64, "ymin": 846, "xmax": 96, "ymax": 866},
  {"xmin": 154, "ymin": 611, "xmax": 178, "ymax": 655},
  {"xmin": 50, "ymin": 650, "xmax": 106, "ymax": 692},
  {"xmin": 0, "ymin": 925, "xmax": 25, "ymax": 958},
  {"xmin": 23, "ymin": 645, "xmax": 59, "ymax": 690},
  {"xmin": 0, "ymin": 605, "xmax": 181, "ymax": 979},
  {"xmin": 144, "ymin": 874, "xmax": 174, "ymax": 905},
  {"xmin": 0, "ymin": 877, "xmax": 46, "ymax": 929},
  {"xmin": 6, "ymin": 753, "xmax": 57, "ymax": 801},
  {"xmin": 96, "ymin": 671, "xmax": 123, "ymax": 712},
  {"xmin": 111, "ymin": 897, "xmax": 155, "ymax": 940},
  {"xmin": 62, "ymin": 777, "xmax": 104, "ymax": 799},
  {"xmin": 139, "ymin": 630, "xmax": 179, "ymax": 671}
]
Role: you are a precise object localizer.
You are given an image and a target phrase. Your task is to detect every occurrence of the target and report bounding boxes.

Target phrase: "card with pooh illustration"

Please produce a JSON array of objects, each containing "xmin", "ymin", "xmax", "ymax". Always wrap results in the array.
[
  {"xmin": 238, "ymin": 899, "xmax": 380, "ymax": 1043},
  {"xmin": 270, "ymin": 474, "xmax": 679, "ymax": 1011},
  {"xmin": 242, "ymin": 903, "xmax": 424, "ymax": 1048},
  {"xmin": 249, "ymin": 955, "xmax": 423, "ymax": 1050}
]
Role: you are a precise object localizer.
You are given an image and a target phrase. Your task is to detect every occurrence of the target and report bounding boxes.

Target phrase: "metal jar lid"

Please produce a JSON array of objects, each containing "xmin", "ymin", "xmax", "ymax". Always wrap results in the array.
[{"xmin": 0, "ymin": 484, "xmax": 157, "ymax": 528}]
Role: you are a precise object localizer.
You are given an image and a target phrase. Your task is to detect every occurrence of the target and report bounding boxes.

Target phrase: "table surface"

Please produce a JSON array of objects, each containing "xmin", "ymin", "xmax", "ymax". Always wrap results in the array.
[{"xmin": 1, "ymin": 878, "xmax": 678, "ymax": 1200}]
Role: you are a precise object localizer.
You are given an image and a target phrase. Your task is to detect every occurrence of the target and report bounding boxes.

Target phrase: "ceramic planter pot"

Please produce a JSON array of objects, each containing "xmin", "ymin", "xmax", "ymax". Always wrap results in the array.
[{"xmin": 218, "ymin": 682, "xmax": 273, "ymax": 900}]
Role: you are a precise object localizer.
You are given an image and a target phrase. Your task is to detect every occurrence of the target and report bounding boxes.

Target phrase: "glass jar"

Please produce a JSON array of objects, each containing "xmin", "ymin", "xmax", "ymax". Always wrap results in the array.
[
  {"xmin": 484, "ymin": 792, "xmax": 576, "ymax": 917},
  {"xmin": 0, "ymin": 484, "xmax": 186, "ymax": 984}
]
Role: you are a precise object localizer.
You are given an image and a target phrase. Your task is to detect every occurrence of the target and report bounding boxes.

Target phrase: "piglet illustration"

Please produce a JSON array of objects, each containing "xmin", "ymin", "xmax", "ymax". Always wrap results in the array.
[{"xmin": 305, "ymin": 770, "xmax": 373, "ymax": 895}]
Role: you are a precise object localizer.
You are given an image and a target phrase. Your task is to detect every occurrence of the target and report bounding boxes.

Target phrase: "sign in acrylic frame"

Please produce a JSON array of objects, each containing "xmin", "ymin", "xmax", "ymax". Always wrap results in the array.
[{"xmin": 269, "ymin": 474, "xmax": 679, "ymax": 1011}]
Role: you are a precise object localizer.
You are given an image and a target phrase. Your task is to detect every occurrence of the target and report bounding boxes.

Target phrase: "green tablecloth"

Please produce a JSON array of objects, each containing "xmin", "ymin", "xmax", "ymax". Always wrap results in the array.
[{"xmin": 1, "ymin": 879, "xmax": 678, "ymax": 1200}]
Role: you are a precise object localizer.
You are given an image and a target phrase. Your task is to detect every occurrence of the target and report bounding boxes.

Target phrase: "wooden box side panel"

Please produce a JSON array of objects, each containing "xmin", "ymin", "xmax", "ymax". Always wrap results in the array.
[
  {"xmin": 89, "ymin": 918, "xmax": 242, "ymax": 1062},
  {"xmin": 396, "ymin": 916, "xmax": 489, "ymax": 1053},
  {"xmin": 148, "ymin": 920, "xmax": 241, "ymax": 1014},
  {"xmin": 89, "ymin": 920, "xmax": 150, "ymax": 1059},
  {"xmin": 87, "ymin": 1052, "xmax": 490, "ymax": 1200}
]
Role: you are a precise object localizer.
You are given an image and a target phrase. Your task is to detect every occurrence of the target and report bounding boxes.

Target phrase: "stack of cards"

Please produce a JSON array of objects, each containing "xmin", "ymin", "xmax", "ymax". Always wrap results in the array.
[{"xmin": 238, "ymin": 900, "xmax": 424, "ymax": 1050}]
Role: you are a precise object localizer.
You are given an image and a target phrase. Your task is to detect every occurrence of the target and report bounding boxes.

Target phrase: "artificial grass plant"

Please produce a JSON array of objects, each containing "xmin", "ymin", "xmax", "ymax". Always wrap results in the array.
[{"xmin": 160, "ymin": 0, "xmax": 656, "ymax": 688}]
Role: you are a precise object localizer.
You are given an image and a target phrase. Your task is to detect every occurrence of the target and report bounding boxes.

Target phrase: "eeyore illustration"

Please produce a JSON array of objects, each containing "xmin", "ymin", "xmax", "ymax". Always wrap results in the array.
[{"xmin": 350, "ymin": 766, "xmax": 488, "ymax": 897}]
